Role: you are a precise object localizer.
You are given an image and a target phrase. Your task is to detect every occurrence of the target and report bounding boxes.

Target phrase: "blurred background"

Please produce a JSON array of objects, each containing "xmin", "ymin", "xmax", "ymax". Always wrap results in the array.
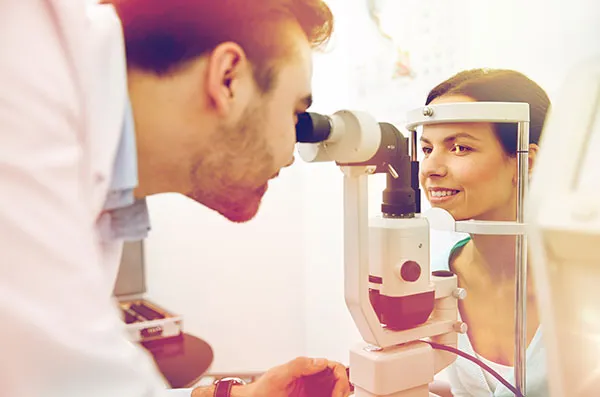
[{"xmin": 140, "ymin": 0, "xmax": 600, "ymax": 380}]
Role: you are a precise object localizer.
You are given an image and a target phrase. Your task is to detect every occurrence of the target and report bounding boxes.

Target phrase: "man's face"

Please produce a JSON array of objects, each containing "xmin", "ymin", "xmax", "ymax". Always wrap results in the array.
[{"xmin": 186, "ymin": 30, "xmax": 314, "ymax": 222}]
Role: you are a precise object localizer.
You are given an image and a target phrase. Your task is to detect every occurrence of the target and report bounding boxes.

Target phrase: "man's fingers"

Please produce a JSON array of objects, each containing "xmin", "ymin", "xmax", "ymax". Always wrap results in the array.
[
  {"xmin": 288, "ymin": 356, "xmax": 330, "ymax": 378},
  {"xmin": 330, "ymin": 363, "xmax": 351, "ymax": 397},
  {"xmin": 265, "ymin": 356, "xmax": 351, "ymax": 396},
  {"xmin": 266, "ymin": 356, "xmax": 329, "ymax": 386}
]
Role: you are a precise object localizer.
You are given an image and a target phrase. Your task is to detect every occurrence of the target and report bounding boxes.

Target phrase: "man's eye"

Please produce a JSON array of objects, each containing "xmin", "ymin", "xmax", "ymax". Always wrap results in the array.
[{"xmin": 421, "ymin": 146, "xmax": 432, "ymax": 155}]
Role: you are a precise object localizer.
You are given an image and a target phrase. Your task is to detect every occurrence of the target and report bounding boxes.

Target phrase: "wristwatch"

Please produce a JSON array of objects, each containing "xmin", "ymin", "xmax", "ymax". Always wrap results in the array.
[{"xmin": 213, "ymin": 377, "xmax": 247, "ymax": 397}]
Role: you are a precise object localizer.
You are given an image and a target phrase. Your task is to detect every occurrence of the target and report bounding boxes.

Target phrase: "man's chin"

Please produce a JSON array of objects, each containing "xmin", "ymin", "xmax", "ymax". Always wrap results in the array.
[
  {"xmin": 220, "ymin": 203, "xmax": 261, "ymax": 223},
  {"xmin": 187, "ymin": 185, "xmax": 268, "ymax": 223},
  {"xmin": 215, "ymin": 194, "xmax": 265, "ymax": 223}
]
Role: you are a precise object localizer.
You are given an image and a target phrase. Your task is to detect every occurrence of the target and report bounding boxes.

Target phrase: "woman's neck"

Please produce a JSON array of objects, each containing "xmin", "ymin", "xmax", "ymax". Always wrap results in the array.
[
  {"xmin": 465, "ymin": 199, "xmax": 522, "ymax": 278},
  {"xmin": 465, "ymin": 199, "xmax": 531, "ymax": 284},
  {"xmin": 468, "ymin": 234, "xmax": 517, "ymax": 281},
  {"xmin": 464, "ymin": 233, "xmax": 538, "ymax": 311}
]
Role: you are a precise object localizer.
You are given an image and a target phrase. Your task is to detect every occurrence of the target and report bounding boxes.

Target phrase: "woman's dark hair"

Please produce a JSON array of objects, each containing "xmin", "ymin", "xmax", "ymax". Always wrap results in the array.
[{"xmin": 426, "ymin": 69, "xmax": 551, "ymax": 155}]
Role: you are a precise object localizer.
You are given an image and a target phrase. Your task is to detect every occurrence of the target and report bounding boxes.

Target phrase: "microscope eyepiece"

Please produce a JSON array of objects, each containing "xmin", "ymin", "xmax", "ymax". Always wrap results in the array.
[{"xmin": 296, "ymin": 112, "xmax": 332, "ymax": 143}]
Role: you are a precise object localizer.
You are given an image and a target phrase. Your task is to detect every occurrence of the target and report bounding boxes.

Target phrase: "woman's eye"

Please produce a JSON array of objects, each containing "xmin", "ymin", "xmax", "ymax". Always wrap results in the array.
[
  {"xmin": 421, "ymin": 146, "xmax": 432, "ymax": 155},
  {"xmin": 452, "ymin": 145, "xmax": 471, "ymax": 154}
]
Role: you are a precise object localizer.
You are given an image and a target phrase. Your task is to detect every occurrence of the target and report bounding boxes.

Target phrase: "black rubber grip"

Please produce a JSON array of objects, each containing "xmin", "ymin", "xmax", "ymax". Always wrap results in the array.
[{"xmin": 296, "ymin": 112, "xmax": 331, "ymax": 143}]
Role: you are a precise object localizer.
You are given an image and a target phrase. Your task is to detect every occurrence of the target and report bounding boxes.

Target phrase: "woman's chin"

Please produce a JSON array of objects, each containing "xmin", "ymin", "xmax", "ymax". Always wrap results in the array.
[{"xmin": 429, "ymin": 204, "xmax": 470, "ymax": 221}]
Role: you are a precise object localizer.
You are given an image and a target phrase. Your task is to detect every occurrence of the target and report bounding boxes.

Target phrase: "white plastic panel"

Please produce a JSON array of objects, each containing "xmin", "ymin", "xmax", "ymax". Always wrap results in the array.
[
  {"xmin": 405, "ymin": 102, "xmax": 530, "ymax": 131},
  {"xmin": 527, "ymin": 57, "xmax": 600, "ymax": 397}
]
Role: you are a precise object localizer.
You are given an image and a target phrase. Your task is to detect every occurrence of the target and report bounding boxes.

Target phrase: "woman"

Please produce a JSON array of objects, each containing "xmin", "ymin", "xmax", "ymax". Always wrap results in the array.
[{"xmin": 420, "ymin": 69, "xmax": 551, "ymax": 397}]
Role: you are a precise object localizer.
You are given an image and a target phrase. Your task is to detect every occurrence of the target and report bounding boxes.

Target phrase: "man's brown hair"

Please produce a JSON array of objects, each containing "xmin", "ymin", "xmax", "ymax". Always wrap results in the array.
[{"xmin": 103, "ymin": 0, "xmax": 334, "ymax": 92}]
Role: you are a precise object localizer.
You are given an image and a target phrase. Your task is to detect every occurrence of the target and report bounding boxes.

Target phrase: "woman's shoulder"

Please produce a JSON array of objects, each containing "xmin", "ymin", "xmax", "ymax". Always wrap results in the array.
[{"xmin": 430, "ymin": 235, "xmax": 471, "ymax": 273}]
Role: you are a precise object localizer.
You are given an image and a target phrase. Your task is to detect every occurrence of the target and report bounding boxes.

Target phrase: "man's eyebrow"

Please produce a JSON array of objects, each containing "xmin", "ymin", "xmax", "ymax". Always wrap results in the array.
[{"xmin": 420, "ymin": 132, "xmax": 480, "ymax": 144}]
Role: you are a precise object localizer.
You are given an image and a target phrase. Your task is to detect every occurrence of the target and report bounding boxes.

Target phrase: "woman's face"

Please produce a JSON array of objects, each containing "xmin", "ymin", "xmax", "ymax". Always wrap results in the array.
[{"xmin": 419, "ymin": 94, "xmax": 518, "ymax": 221}]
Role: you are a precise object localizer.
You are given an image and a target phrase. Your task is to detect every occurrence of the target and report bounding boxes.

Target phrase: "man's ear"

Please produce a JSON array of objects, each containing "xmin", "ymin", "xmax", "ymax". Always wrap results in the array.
[{"xmin": 205, "ymin": 42, "xmax": 247, "ymax": 116}]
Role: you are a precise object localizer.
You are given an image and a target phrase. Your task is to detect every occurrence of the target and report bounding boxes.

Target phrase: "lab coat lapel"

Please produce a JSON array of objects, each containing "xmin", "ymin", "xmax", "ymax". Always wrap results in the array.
[
  {"xmin": 85, "ymin": 4, "xmax": 129, "ymax": 217},
  {"xmin": 46, "ymin": 0, "xmax": 96, "ymax": 200}
]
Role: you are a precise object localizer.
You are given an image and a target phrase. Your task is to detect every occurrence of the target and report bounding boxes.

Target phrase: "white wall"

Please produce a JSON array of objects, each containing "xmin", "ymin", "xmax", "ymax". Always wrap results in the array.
[
  {"xmin": 461, "ymin": 0, "xmax": 600, "ymax": 98},
  {"xmin": 143, "ymin": 0, "xmax": 600, "ymax": 375},
  {"xmin": 144, "ymin": 164, "xmax": 308, "ymax": 373}
]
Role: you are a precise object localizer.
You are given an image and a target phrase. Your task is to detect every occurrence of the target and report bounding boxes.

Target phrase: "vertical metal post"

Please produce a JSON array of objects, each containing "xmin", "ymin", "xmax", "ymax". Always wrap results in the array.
[
  {"xmin": 410, "ymin": 129, "xmax": 421, "ymax": 213},
  {"xmin": 410, "ymin": 129, "xmax": 418, "ymax": 161},
  {"xmin": 515, "ymin": 120, "xmax": 530, "ymax": 396}
]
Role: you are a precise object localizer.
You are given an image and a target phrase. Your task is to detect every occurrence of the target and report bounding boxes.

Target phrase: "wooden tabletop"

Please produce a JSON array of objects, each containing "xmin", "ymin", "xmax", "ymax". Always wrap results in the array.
[{"xmin": 142, "ymin": 333, "xmax": 214, "ymax": 389}]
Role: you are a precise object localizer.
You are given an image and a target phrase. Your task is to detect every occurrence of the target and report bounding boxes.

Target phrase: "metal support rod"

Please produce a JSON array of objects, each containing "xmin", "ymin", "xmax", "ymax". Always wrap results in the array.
[
  {"xmin": 515, "ymin": 121, "xmax": 530, "ymax": 395},
  {"xmin": 410, "ymin": 129, "xmax": 418, "ymax": 161},
  {"xmin": 410, "ymin": 130, "xmax": 421, "ymax": 213}
]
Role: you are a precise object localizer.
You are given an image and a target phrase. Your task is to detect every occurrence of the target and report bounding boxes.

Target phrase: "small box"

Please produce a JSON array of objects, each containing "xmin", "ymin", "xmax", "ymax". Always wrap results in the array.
[{"xmin": 113, "ymin": 241, "xmax": 183, "ymax": 343}]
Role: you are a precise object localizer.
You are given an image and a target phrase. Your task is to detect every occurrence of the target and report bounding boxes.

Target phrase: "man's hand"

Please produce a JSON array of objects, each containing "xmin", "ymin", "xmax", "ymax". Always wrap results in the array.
[
  {"xmin": 191, "ymin": 357, "xmax": 351, "ymax": 397},
  {"xmin": 247, "ymin": 357, "xmax": 350, "ymax": 397}
]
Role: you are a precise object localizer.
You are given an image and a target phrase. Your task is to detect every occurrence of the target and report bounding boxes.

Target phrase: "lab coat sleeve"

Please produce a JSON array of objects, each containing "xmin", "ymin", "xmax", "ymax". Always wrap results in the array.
[{"xmin": 0, "ymin": 2, "xmax": 190, "ymax": 397}]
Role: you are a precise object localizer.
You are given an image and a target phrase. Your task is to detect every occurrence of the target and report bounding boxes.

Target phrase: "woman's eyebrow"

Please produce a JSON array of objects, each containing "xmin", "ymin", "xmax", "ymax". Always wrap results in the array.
[{"xmin": 420, "ymin": 132, "xmax": 480, "ymax": 144}]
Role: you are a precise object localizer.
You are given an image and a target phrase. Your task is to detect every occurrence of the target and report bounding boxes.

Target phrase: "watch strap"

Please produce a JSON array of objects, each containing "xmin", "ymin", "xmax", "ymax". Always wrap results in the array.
[{"xmin": 214, "ymin": 377, "xmax": 244, "ymax": 397}]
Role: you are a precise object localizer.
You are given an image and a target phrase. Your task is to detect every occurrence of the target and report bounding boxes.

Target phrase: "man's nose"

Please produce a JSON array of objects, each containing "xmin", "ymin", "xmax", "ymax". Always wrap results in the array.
[
  {"xmin": 284, "ymin": 156, "xmax": 295, "ymax": 168},
  {"xmin": 420, "ymin": 151, "xmax": 447, "ymax": 178}
]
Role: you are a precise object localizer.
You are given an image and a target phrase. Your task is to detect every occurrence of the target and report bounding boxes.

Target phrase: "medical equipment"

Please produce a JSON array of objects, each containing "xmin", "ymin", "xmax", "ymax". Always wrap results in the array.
[
  {"xmin": 296, "ymin": 101, "xmax": 531, "ymax": 396},
  {"xmin": 114, "ymin": 241, "xmax": 183, "ymax": 343},
  {"xmin": 526, "ymin": 57, "xmax": 600, "ymax": 397}
]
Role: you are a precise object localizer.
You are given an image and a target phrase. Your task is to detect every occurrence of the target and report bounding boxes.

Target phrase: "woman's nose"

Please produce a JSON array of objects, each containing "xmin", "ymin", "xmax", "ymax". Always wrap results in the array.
[{"xmin": 420, "ymin": 151, "xmax": 448, "ymax": 178}]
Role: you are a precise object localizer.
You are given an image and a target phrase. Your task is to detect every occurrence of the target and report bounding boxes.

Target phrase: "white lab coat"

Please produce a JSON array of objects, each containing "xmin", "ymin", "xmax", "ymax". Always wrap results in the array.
[{"xmin": 0, "ymin": 2, "xmax": 192, "ymax": 396}]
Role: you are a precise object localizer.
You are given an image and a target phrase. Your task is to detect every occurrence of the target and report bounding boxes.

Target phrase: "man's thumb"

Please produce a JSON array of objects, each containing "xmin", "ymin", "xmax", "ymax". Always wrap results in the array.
[{"xmin": 287, "ymin": 357, "xmax": 329, "ymax": 378}]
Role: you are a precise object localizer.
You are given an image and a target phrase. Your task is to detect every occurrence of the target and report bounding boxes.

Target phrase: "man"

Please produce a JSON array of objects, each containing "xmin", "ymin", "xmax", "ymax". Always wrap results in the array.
[{"xmin": 0, "ymin": 1, "xmax": 350, "ymax": 396}]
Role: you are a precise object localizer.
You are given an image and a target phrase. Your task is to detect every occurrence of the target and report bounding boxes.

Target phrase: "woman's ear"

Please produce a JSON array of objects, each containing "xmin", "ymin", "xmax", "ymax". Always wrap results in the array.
[
  {"xmin": 528, "ymin": 143, "xmax": 539, "ymax": 177},
  {"xmin": 512, "ymin": 143, "xmax": 539, "ymax": 186}
]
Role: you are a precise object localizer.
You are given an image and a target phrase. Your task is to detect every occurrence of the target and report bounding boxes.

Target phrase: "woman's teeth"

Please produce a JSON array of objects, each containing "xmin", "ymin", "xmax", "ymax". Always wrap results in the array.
[{"xmin": 430, "ymin": 190, "xmax": 459, "ymax": 198}]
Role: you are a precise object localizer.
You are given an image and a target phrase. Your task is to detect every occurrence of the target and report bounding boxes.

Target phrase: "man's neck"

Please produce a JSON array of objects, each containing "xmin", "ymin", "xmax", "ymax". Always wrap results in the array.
[
  {"xmin": 126, "ymin": 67, "xmax": 219, "ymax": 200},
  {"xmin": 127, "ymin": 77, "xmax": 186, "ymax": 199},
  {"xmin": 131, "ymin": 137, "xmax": 179, "ymax": 199},
  {"xmin": 132, "ymin": 150, "xmax": 176, "ymax": 199}
]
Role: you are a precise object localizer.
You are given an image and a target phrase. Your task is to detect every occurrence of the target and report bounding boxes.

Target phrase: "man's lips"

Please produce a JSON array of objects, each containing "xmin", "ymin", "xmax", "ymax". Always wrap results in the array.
[{"xmin": 254, "ymin": 171, "xmax": 281, "ymax": 195}]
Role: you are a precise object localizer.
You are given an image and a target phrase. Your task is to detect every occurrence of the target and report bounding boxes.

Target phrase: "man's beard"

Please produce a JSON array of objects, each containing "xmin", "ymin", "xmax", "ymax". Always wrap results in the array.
[{"xmin": 187, "ymin": 105, "xmax": 274, "ymax": 223}]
